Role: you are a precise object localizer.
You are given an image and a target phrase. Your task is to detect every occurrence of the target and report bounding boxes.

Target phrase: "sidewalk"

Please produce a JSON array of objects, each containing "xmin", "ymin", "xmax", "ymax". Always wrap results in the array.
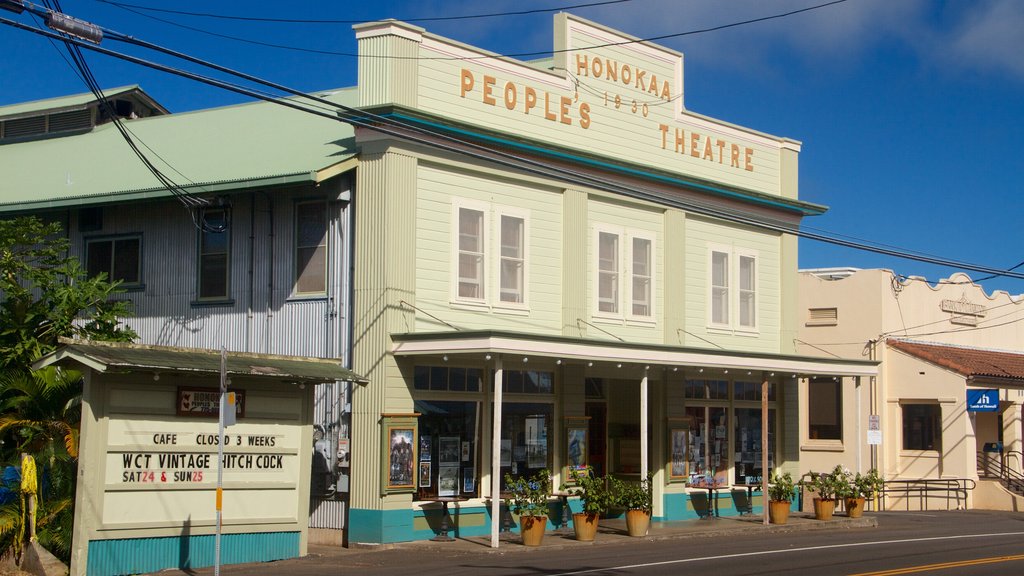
[{"xmin": 150, "ymin": 512, "xmax": 877, "ymax": 575}]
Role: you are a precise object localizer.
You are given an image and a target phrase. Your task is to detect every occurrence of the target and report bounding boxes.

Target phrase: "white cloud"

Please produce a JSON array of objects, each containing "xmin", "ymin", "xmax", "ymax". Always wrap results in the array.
[{"xmin": 943, "ymin": 0, "xmax": 1024, "ymax": 78}]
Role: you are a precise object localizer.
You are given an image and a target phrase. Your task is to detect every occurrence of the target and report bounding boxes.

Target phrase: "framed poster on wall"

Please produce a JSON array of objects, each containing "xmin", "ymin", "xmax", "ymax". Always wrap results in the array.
[
  {"xmin": 667, "ymin": 417, "xmax": 691, "ymax": 483},
  {"xmin": 565, "ymin": 416, "xmax": 589, "ymax": 476},
  {"xmin": 381, "ymin": 414, "xmax": 419, "ymax": 494}
]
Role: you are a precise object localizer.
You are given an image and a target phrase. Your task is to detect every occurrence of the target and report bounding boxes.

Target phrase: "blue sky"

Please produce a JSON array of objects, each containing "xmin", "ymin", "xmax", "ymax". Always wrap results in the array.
[{"xmin": 3, "ymin": 0, "xmax": 1023, "ymax": 294}]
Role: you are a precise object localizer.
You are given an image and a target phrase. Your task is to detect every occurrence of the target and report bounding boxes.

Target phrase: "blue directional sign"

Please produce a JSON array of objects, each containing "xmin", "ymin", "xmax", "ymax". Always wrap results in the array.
[{"xmin": 967, "ymin": 389, "xmax": 999, "ymax": 412}]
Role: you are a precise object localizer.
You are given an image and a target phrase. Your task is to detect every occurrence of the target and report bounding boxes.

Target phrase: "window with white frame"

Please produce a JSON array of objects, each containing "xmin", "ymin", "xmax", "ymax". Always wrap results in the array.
[
  {"xmin": 708, "ymin": 246, "xmax": 757, "ymax": 330},
  {"xmin": 593, "ymin": 225, "xmax": 654, "ymax": 320},
  {"xmin": 598, "ymin": 231, "xmax": 619, "ymax": 313},
  {"xmin": 452, "ymin": 200, "xmax": 529, "ymax": 307},
  {"xmin": 499, "ymin": 214, "xmax": 525, "ymax": 304},
  {"xmin": 458, "ymin": 207, "xmax": 486, "ymax": 300},
  {"xmin": 632, "ymin": 237, "xmax": 652, "ymax": 316}
]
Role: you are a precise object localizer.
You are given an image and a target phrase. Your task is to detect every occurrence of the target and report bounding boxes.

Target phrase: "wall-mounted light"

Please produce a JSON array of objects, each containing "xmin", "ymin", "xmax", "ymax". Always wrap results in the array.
[
  {"xmin": 556, "ymin": 359, "xmax": 562, "ymax": 365},
  {"xmin": 522, "ymin": 357, "xmax": 528, "ymax": 363},
  {"xmin": 587, "ymin": 362, "xmax": 593, "ymax": 367},
  {"xmin": 616, "ymin": 363, "xmax": 622, "ymax": 369},
  {"xmin": 152, "ymin": 373, "xmax": 160, "ymax": 382},
  {"xmin": 485, "ymin": 354, "xmax": 492, "ymax": 361},
  {"xmin": 443, "ymin": 355, "xmax": 449, "ymax": 362}
]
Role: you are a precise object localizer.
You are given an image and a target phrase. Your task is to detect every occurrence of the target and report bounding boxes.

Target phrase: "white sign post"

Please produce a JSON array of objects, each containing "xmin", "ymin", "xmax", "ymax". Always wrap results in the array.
[{"xmin": 215, "ymin": 347, "xmax": 227, "ymax": 576}]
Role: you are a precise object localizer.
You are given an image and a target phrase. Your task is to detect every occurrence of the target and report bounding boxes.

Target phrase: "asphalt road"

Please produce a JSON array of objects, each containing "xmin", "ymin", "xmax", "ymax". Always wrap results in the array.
[{"xmin": 163, "ymin": 511, "xmax": 1024, "ymax": 576}]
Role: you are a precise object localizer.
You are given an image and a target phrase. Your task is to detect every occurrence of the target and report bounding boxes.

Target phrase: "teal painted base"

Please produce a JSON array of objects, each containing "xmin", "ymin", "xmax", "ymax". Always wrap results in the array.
[
  {"xmin": 350, "ymin": 502, "xmax": 569, "ymax": 544},
  {"xmin": 87, "ymin": 531, "xmax": 299, "ymax": 576}
]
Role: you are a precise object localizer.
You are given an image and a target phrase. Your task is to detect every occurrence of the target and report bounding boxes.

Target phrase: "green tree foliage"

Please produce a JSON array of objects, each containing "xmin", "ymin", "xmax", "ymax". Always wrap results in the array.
[
  {"xmin": 0, "ymin": 216, "xmax": 136, "ymax": 370},
  {"xmin": 0, "ymin": 215, "xmax": 137, "ymax": 564}
]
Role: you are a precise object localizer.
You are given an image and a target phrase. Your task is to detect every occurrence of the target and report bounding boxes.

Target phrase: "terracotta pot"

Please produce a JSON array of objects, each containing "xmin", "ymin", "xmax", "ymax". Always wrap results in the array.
[
  {"xmin": 625, "ymin": 509, "xmax": 650, "ymax": 537},
  {"xmin": 846, "ymin": 497, "xmax": 865, "ymax": 518},
  {"xmin": 813, "ymin": 498, "xmax": 835, "ymax": 521},
  {"xmin": 768, "ymin": 500, "xmax": 791, "ymax": 525},
  {"xmin": 519, "ymin": 515, "xmax": 547, "ymax": 547},
  {"xmin": 573, "ymin": 512, "xmax": 599, "ymax": 542}
]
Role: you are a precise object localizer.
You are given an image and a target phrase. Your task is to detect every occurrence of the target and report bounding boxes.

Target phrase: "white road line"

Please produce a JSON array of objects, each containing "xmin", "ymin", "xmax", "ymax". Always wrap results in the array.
[{"xmin": 548, "ymin": 531, "xmax": 1024, "ymax": 576}]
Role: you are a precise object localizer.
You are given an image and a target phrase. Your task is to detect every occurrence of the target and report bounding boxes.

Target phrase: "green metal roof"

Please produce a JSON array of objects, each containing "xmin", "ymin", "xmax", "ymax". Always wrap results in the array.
[
  {"xmin": 0, "ymin": 85, "xmax": 158, "ymax": 119},
  {"xmin": 0, "ymin": 88, "xmax": 359, "ymax": 212},
  {"xmin": 33, "ymin": 339, "xmax": 368, "ymax": 384}
]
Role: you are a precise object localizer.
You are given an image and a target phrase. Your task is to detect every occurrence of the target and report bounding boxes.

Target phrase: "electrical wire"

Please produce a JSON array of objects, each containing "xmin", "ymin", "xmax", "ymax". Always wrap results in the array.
[
  {"xmin": 5, "ymin": 11, "xmax": 1024, "ymax": 283},
  {"xmin": 94, "ymin": 0, "xmax": 632, "ymax": 24},
  {"xmin": 99, "ymin": 0, "xmax": 850, "ymax": 62},
  {"xmin": 39, "ymin": 0, "xmax": 218, "ymax": 230}
]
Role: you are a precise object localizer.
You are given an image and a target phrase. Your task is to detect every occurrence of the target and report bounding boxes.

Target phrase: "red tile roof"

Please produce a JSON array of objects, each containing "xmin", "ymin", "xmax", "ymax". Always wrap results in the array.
[{"xmin": 888, "ymin": 339, "xmax": 1024, "ymax": 381}]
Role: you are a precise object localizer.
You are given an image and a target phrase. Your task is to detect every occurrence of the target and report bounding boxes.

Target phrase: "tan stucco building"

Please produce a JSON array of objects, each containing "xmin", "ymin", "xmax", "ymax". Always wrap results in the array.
[{"xmin": 798, "ymin": 268, "xmax": 1024, "ymax": 510}]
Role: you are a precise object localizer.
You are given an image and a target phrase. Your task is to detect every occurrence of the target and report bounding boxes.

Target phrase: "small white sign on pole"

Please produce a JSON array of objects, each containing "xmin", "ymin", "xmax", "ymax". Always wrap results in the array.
[{"xmin": 867, "ymin": 415, "xmax": 881, "ymax": 445}]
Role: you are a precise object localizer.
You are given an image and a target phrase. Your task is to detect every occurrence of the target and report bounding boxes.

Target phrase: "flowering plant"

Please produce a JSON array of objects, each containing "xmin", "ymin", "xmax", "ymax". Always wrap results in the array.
[
  {"xmin": 505, "ymin": 468, "xmax": 551, "ymax": 517},
  {"xmin": 854, "ymin": 468, "xmax": 884, "ymax": 498}
]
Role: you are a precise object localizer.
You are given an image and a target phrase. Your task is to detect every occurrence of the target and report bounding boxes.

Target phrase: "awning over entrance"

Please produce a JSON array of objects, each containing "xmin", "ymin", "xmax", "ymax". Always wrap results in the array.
[
  {"xmin": 888, "ymin": 339, "xmax": 1024, "ymax": 388},
  {"xmin": 33, "ymin": 338, "xmax": 368, "ymax": 384},
  {"xmin": 392, "ymin": 330, "xmax": 878, "ymax": 377},
  {"xmin": 394, "ymin": 329, "xmax": 876, "ymax": 546}
]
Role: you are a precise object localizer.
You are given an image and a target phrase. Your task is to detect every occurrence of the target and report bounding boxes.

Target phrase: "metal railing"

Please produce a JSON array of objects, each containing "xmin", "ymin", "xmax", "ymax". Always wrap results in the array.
[
  {"xmin": 982, "ymin": 450, "xmax": 1024, "ymax": 495},
  {"xmin": 879, "ymin": 478, "xmax": 975, "ymax": 511}
]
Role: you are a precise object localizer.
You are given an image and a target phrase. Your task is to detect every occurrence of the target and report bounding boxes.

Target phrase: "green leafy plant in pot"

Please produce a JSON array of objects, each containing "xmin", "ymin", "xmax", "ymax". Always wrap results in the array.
[
  {"xmin": 803, "ymin": 465, "xmax": 852, "ymax": 520},
  {"xmin": 848, "ymin": 468, "xmax": 883, "ymax": 518},
  {"xmin": 504, "ymin": 469, "xmax": 551, "ymax": 546},
  {"xmin": 610, "ymin": 474, "xmax": 652, "ymax": 537},
  {"xmin": 767, "ymin": 469, "xmax": 795, "ymax": 525},
  {"xmin": 561, "ymin": 466, "xmax": 612, "ymax": 541}
]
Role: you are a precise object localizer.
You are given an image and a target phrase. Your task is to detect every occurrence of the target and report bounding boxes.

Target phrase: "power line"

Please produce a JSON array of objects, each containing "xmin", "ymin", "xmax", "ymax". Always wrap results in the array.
[
  {"xmin": 5, "ymin": 12, "xmax": 1024, "ymax": 283},
  {"xmin": 94, "ymin": 0, "xmax": 632, "ymax": 24},
  {"xmin": 100, "ymin": 0, "xmax": 850, "ymax": 61}
]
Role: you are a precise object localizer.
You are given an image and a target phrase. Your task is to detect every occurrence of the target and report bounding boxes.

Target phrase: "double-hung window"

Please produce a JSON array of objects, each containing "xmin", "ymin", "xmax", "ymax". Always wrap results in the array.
[
  {"xmin": 499, "ymin": 214, "xmax": 525, "ymax": 304},
  {"xmin": 197, "ymin": 208, "xmax": 230, "ymax": 300},
  {"xmin": 458, "ymin": 207, "xmax": 486, "ymax": 300},
  {"xmin": 593, "ymin": 225, "xmax": 654, "ymax": 320},
  {"xmin": 708, "ymin": 245, "xmax": 757, "ymax": 331},
  {"xmin": 597, "ymin": 231, "xmax": 619, "ymax": 314},
  {"xmin": 86, "ymin": 235, "xmax": 142, "ymax": 287},
  {"xmin": 452, "ymin": 199, "xmax": 529, "ymax": 308},
  {"xmin": 295, "ymin": 201, "xmax": 328, "ymax": 296}
]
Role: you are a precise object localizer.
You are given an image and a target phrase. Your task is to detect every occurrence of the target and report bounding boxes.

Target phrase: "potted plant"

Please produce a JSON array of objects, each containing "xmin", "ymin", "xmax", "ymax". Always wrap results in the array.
[
  {"xmin": 561, "ymin": 466, "xmax": 612, "ymax": 541},
  {"xmin": 848, "ymin": 468, "xmax": 883, "ymax": 519},
  {"xmin": 767, "ymin": 470, "xmax": 795, "ymax": 525},
  {"xmin": 504, "ymin": 469, "xmax": 552, "ymax": 546},
  {"xmin": 611, "ymin": 474, "xmax": 652, "ymax": 537},
  {"xmin": 803, "ymin": 465, "xmax": 852, "ymax": 521}
]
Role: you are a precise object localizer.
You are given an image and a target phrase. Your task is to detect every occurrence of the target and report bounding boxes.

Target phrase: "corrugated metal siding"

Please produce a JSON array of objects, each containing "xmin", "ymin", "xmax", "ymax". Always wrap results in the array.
[
  {"xmin": 86, "ymin": 532, "xmax": 299, "ymax": 576},
  {"xmin": 67, "ymin": 185, "xmax": 351, "ymax": 361},
  {"xmin": 358, "ymin": 33, "xmax": 419, "ymax": 108},
  {"xmin": 309, "ymin": 498, "xmax": 347, "ymax": 529}
]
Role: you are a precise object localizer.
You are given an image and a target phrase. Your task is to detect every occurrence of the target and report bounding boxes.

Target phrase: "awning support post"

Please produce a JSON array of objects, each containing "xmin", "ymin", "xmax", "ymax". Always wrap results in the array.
[{"xmin": 490, "ymin": 356, "xmax": 504, "ymax": 549}]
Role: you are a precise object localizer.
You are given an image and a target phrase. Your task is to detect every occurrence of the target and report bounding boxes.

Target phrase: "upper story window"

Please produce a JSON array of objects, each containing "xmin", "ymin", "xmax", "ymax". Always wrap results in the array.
[
  {"xmin": 708, "ymin": 245, "xmax": 757, "ymax": 331},
  {"xmin": 295, "ymin": 201, "xmax": 328, "ymax": 296},
  {"xmin": 458, "ymin": 207, "xmax": 486, "ymax": 300},
  {"xmin": 593, "ymin": 225, "xmax": 655, "ymax": 320},
  {"xmin": 197, "ymin": 208, "xmax": 230, "ymax": 300},
  {"xmin": 452, "ymin": 199, "xmax": 529, "ymax": 308},
  {"xmin": 499, "ymin": 214, "xmax": 525, "ymax": 304},
  {"xmin": 597, "ymin": 231, "xmax": 619, "ymax": 313},
  {"xmin": 86, "ymin": 235, "xmax": 141, "ymax": 287}
]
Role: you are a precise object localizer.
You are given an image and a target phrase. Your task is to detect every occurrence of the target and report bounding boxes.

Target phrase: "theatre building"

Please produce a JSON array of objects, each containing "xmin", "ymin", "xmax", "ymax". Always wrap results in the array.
[
  {"xmin": 345, "ymin": 14, "xmax": 875, "ymax": 544},
  {"xmin": 798, "ymin": 268, "xmax": 1024, "ymax": 510}
]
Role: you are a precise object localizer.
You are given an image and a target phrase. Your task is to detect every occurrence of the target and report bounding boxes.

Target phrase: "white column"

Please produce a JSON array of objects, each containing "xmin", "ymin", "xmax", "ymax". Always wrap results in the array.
[
  {"xmin": 641, "ymin": 371, "xmax": 649, "ymax": 480},
  {"xmin": 761, "ymin": 375, "xmax": 769, "ymax": 526},
  {"xmin": 489, "ymin": 357, "xmax": 504, "ymax": 549}
]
